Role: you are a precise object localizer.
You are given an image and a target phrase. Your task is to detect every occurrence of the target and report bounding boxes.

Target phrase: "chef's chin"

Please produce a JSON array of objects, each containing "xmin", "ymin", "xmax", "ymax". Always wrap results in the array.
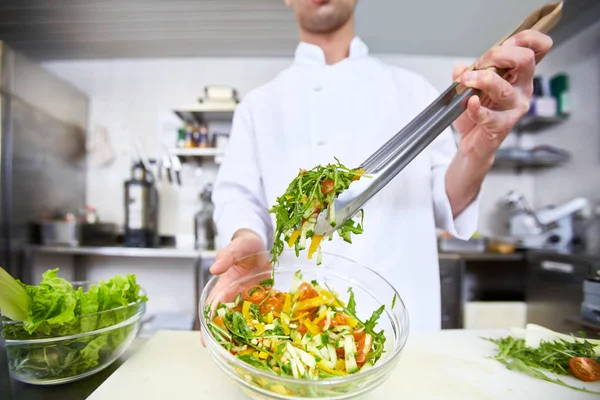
[{"xmin": 292, "ymin": 0, "xmax": 356, "ymax": 34}]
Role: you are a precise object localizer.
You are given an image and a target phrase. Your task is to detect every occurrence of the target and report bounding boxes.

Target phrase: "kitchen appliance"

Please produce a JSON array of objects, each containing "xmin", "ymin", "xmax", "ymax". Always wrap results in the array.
[
  {"xmin": 0, "ymin": 42, "xmax": 89, "ymax": 280},
  {"xmin": 124, "ymin": 162, "xmax": 159, "ymax": 248},
  {"xmin": 194, "ymin": 184, "xmax": 216, "ymax": 251},
  {"xmin": 526, "ymin": 251, "xmax": 598, "ymax": 334},
  {"xmin": 581, "ymin": 279, "xmax": 600, "ymax": 325},
  {"xmin": 504, "ymin": 190, "xmax": 588, "ymax": 250},
  {"xmin": 314, "ymin": 2, "xmax": 563, "ymax": 236},
  {"xmin": 39, "ymin": 221, "xmax": 81, "ymax": 247}
]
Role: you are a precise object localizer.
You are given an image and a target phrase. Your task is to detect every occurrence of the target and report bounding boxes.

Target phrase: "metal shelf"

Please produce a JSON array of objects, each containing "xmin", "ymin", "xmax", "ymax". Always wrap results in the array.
[
  {"xmin": 492, "ymin": 157, "xmax": 566, "ymax": 170},
  {"xmin": 173, "ymin": 103, "xmax": 236, "ymax": 124},
  {"xmin": 515, "ymin": 114, "xmax": 567, "ymax": 133},
  {"xmin": 169, "ymin": 148, "xmax": 224, "ymax": 157}
]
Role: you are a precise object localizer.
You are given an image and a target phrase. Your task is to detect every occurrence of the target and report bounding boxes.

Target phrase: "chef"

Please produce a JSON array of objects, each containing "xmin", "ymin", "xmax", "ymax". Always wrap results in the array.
[{"xmin": 209, "ymin": 0, "xmax": 552, "ymax": 332}]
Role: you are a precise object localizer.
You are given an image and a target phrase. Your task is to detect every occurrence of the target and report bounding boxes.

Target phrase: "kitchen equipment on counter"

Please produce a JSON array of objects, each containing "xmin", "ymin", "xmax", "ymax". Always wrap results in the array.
[
  {"xmin": 200, "ymin": 250, "xmax": 409, "ymax": 400},
  {"xmin": 81, "ymin": 223, "xmax": 118, "ymax": 246},
  {"xmin": 581, "ymin": 279, "xmax": 600, "ymax": 325},
  {"xmin": 526, "ymin": 251, "xmax": 598, "ymax": 334},
  {"xmin": 124, "ymin": 161, "xmax": 159, "ymax": 248},
  {"xmin": 39, "ymin": 220, "xmax": 82, "ymax": 247},
  {"xmin": 194, "ymin": 184, "xmax": 216, "ymax": 251},
  {"xmin": 438, "ymin": 236, "xmax": 486, "ymax": 253},
  {"xmin": 314, "ymin": 2, "xmax": 563, "ymax": 236},
  {"xmin": 503, "ymin": 190, "xmax": 589, "ymax": 250}
]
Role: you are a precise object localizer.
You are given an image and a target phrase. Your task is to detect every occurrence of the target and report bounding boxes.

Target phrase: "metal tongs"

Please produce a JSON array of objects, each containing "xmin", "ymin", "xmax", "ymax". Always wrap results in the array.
[{"xmin": 314, "ymin": 1, "xmax": 563, "ymax": 236}]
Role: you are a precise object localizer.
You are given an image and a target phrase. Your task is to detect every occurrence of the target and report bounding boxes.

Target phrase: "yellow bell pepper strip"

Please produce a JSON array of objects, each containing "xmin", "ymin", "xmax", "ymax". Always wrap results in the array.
[
  {"xmin": 303, "ymin": 318, "xmax": 321, "ymax": 335},
  {"xmin": 239, "ymin": 348, "xmax": 255, "ymax": 356},
  {"xmin": 290, "ymin": 312, "xmax": 309, "ymax": 321},
  {"xmin": 294, "ymin": 295, "xmax": 331, "ymax": 313},
  {"xmin": 307, "ymin": 234, "xmax": 324, "ymax": 259},
  {"xmin": 317, "ymin": 361, "xmax": 346, "ymax": 376},
  {"xmin": 266, "ymin": 312, "xmax": 274, "ymax": 324},
  {"xmin": 258, "ymin": 351, "xmax": 269, "ymax": 360},
  {"xmin": 254, "ymin": 322, "xmax": 265, "ymax": 336},
  {"xmin": 287, "ymin": 230, "xmax": 301, "ymax": 247},
  {"xmin": 280, "ymin": 312, "xmax": 291, "ymax": 335},
  {"xmin": 336, "ymin": 359, "xmax": 346, "ymax": 372},
  {"xmin": 345, "ymin": 315, "xmax": 358, "ymax": 328},
  {"xmin": 282, "ymin": 293, "xmax": 292, "ymax": 314},
  {"xmin": 242, "ymin": 301, "xmax": 252, "ymax": 320},
  {"xmin": 269, "ymin": 384, "xmax": 288, "ymax": 395}
]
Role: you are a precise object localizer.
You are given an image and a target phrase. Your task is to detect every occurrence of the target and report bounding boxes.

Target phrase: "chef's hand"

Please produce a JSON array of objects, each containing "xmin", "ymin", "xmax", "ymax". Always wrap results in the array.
[
  {"xmin": 200, "ymin": 229, "xmax": 268, "ymax": 347},
  {"xmin": 445, "ymin": 30, "xmax": 553, "ymax": 217},
  {"xmin": 452, "ymin": 29, "xmax": 553, "ymax": 159}
]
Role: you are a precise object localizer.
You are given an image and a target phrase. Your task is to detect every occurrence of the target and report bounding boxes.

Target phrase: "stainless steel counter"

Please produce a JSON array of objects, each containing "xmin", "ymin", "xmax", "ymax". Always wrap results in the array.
[{"xmin": 438, "ymin": 252, "xmax": 525, "ymax": 262}]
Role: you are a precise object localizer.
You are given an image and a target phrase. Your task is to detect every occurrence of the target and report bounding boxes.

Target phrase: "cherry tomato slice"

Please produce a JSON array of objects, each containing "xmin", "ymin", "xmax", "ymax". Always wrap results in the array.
[
  {"xmin": 244, "ymin": 285, "xmax": 267, "ymax": 304},
  {"xmin": 260, "ymin": 297, "xmax": 283, "ymax": 314},
  {"xmin": 321, "ymin": 179, "xmax": 335, "ymax": 195},
  {"xmin": 569, "ymin": 357, "xmax": 600, "ymax": 382},
  {"xmin": 298, "ymin": 283, "xmax": 319, "ymax": 302}
]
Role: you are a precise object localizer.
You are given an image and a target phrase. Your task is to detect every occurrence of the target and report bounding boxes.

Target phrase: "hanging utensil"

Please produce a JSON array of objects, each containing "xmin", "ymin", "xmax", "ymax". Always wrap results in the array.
[{"xmin": 314, "ymin": 1, "xmax": 563, "ymax": 236}]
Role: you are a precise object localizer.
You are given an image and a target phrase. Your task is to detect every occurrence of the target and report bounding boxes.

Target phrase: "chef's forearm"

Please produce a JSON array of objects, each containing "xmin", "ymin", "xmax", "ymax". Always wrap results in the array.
[{"xmin": 445, "ymin": 150, "xmax": 493, "ymax": 218}]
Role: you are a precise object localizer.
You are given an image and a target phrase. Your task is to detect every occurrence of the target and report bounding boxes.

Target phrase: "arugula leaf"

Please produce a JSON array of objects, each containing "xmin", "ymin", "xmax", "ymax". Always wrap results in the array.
[
  {"xmin": 391, "ymin": 294, "xmax": 397, "ymax": 310},
  {"xmin": 485, "ymin": 336, "xmax": 600, "ymax": 394},
  {"xmin": 363, "ymin": 305, "xmax": 385, "ymax": 333},
  {"xmin": 237, "ymin": 354, "xmax": 268, "ymax": 369},
  {"xmin": 259, "ymin": 279, "xmax": 274, "ymax": 288},
  {"xmin": 346, "ymin": 288, "xmax": 357, "ymax": 315}
]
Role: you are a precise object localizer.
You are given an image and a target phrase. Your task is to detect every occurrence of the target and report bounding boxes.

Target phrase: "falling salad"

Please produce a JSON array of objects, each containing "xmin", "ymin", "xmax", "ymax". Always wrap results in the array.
[
  {"xmin": 205, "ymin": 271, "xmax": 386, "ymax": 379},
  {"xmin": 268, "ymin": 159, "xmax": 367, "ymax": 266}
]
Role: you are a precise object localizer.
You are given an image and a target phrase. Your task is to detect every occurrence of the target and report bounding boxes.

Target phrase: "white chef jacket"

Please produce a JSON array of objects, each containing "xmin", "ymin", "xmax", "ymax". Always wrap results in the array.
[{"xmin": 213, "ymin": 37, "xmax": 479, "ymax": 332}]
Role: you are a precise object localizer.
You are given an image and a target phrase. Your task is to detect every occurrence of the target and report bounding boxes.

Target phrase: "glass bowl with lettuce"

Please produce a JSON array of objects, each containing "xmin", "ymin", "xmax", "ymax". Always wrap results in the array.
[
  {"xmin": 200, "ymin": 250, "xmax": 409, "ymax": 399},
  {"xmin": 0, "ymin": 267, "xmax": 147, "ymax": 385}
]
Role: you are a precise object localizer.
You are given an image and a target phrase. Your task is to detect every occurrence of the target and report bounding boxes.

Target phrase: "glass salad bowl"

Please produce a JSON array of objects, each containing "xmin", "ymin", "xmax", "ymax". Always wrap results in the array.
[
  {"xmin": 2, "ymin": 283, "xmax": 146, "ymax": 385},
  {"xmin": 200, "ymin": 250, "xmax": 410, "ymax": 399}
]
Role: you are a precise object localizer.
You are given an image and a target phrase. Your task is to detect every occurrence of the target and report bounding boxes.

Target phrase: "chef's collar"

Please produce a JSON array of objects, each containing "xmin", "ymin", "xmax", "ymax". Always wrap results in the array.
[{"xmin": 293, "ymin": 37, "xmax": 369, "ymax": 66}]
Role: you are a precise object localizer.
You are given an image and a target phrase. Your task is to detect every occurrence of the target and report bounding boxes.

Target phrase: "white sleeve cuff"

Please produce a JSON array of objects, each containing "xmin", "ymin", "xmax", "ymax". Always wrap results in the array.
[{"xmin": 432, "ymin": 166, "xmax": 480, "ymax": 240}]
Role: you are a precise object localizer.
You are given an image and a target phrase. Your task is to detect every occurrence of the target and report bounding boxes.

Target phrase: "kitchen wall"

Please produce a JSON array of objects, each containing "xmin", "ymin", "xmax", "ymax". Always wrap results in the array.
[
  {"xmin": 37, "ymin": 47, "xmax": 551, "ymax": 319},
  {"xmin": 43, "ymin": 51, "xmax": 533, "ymax": 239},
  {"xmin": 532, "ymin": 21, "xmax": 600, "ymax": 209}
]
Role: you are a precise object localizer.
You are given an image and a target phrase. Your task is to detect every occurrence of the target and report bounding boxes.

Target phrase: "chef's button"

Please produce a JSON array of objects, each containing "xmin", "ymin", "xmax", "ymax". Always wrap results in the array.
[
  {"xmin": 316, "ymin": 140, "xmax": 326, "ymax": 146},
  {"xmin": 313, "ymin": 84, "xmax": 323, "ymax": 92}
]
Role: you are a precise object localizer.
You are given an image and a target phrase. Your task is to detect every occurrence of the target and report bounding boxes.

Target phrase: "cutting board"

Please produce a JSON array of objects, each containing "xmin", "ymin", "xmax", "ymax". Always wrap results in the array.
[{"xmin": 89, "ymin": 330, "xmax": 599, "ymax": 400}]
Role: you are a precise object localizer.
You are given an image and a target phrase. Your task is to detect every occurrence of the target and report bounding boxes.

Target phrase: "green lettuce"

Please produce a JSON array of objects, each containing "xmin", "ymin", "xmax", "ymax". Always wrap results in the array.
[{"xmin": 0, "ymin": 267, "xmax": 148, "ymax": 381}]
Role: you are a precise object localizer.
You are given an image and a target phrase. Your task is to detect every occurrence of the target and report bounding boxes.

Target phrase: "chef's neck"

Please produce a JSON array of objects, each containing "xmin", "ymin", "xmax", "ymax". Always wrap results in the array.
[{"xmin": 298, "ymin": 18, "xmax": 355, "ymax": 65}]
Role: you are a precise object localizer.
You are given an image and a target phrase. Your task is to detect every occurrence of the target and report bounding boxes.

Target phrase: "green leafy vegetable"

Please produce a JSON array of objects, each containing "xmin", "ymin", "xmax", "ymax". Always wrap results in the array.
[
  {"xmin": 1, "ymin": 267, "xmax": 147, "ymax": 382},
  {"xmin": 391, "ymin": 294, "xmax": 397, "ymax": 310},
  {"xmin": 0, "ymin": 266, "xmax": 30, "ymax": 321},
  {"xmin": 486, "ymin": 336, "xmax": 600, "ymax": 394},
  {"xmin": 269, "ymin": 159, "xmax": 367, "ymax": 265}
]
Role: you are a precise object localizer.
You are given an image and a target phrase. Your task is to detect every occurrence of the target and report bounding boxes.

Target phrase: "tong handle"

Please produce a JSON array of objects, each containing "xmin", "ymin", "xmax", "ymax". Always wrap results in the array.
[{"xmin": 456, "ymin": 1, "xmax": 563, "ymax": 94}]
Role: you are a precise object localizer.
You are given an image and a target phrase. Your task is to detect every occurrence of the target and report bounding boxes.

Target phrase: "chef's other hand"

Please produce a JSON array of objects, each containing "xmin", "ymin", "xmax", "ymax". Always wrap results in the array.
[
  {"xmin": 452, "ymin": 29, "xmax": 553, "ymax": 161},
  {"xmin": 201, "ymin": 229, "xmax": 268, "ymax": 347}
]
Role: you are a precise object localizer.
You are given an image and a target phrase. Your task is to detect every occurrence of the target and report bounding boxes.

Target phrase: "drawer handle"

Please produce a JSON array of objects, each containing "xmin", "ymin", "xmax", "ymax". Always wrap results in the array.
[{"xmin": 541, "ymin": 261, "xmax": 574, "ymax": 274}]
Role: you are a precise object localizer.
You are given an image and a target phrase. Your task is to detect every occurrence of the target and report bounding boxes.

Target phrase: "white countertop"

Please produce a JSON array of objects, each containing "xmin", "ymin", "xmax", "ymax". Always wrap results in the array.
[{"xmin": 88, "ymin": 329, "xmax": 599, "ymax": 400}]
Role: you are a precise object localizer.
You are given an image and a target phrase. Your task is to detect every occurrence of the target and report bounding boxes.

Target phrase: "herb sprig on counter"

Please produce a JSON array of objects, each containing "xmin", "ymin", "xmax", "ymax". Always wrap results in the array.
[
  {"xmin": 268, "ymin": 159, "xmax": 367, "ymax": 265},
  {"xmin": 486, "ymin": 336, "xmax": 600, "ymax": 394}
]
